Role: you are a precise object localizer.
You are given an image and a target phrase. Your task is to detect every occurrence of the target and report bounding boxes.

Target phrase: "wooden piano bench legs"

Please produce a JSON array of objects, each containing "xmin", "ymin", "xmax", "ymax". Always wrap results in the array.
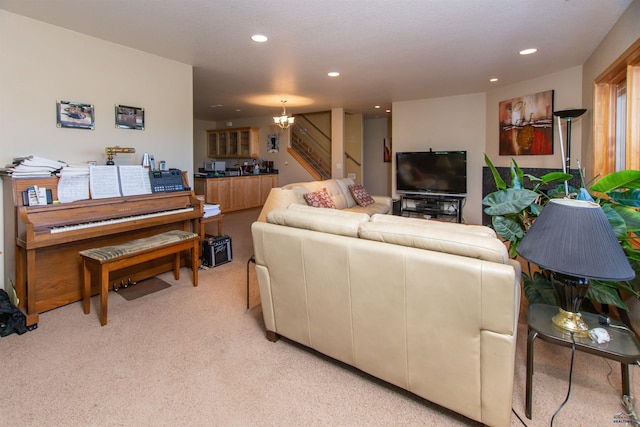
[{"xmin": 79, "ymin": 230, "xmax": 199, "ymax": 326}]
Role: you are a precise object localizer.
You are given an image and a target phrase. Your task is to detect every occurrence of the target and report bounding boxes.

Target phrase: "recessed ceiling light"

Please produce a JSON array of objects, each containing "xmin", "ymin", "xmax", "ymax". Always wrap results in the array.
[
  {"xmin": 490, "ymin": 78, "xmax": 498, "ymax": 82},
  {"xmin": 209, "ymin": 104, "xmax": 223, "ymax": 108},
  {"xmin": 519, "ymin": 48, "xmax": 537, "ymax": 55},
  {"xmin": 251, "ymin": 34, "xmax": 268, "ymax": 43},
  {"xmin": 328, "ymin": 71, "xmax": 340, "ymax": 77},
  {"xmin": 374, "ymin": 105, "xmax": 381, "ymax": 109},
  {"xmin": 385, "ymin": 109, "xmax": 391, "ymax": 114}
]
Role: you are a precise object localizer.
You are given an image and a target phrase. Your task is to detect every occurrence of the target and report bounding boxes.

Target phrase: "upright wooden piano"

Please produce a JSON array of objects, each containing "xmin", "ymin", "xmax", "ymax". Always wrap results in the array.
[{"xmin": 2, "ymin": 174, "xmax": 203, "ymax": 327}]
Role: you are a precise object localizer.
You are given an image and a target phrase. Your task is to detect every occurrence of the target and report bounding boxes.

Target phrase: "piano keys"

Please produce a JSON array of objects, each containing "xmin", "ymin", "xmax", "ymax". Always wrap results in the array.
[
  {"xmin": 3, "ymin": 174, "xmax": 203, "ymax": 326},
  {"xmin": 50, "ymin": 207, "xmax": 195, "ymax": 234}
]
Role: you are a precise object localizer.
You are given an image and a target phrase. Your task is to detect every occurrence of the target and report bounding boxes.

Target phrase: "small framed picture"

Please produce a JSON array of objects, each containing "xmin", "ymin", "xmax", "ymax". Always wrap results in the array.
[
  {"xmin": 56, "ymin": 100, "xmax": 95, "ymax": 129},
  {"xmin": 115, "ymin": 104, "xmax": 145, "ymax": 130},
  {"xmin": 267, "ymin": 133, "xmax": 279, "ymax": 153}
]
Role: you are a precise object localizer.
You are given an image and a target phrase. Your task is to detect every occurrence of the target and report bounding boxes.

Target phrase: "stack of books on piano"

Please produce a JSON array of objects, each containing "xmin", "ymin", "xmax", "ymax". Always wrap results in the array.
[
  {"xmin": 58, "ymin": 163, "xmax": 90, "ymax": 177},
  {"xmin": 203, "ymin": 204, "xmax": 221, "ymax": 218},
  {"xmin": 2, "ymin": 156, "xmax": 67, "ymax": 178}
]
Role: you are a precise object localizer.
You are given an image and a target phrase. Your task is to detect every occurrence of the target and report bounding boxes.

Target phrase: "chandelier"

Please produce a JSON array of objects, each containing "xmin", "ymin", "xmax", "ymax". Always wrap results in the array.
[{"xmin": 273, "ymin": 100, "xmax": 295, "ymax": 130}]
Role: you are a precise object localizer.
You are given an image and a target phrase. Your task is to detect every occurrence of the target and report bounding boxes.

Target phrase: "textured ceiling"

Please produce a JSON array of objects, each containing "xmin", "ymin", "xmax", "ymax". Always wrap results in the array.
[{"xmin": 0, "ymin": 0, "xmax": 633, "ymax": 121}]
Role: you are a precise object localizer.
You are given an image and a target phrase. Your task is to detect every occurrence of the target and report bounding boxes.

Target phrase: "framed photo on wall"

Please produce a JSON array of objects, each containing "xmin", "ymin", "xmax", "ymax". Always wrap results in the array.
[
  {"xmin": 498, "ymin": 89, "xmax": 554, "ymax": 155},
  {"xmin": 56, "ymin": 100, "xmax": 95, "ymax": 129},
  {"xmin": 115, "ymin": 105, "xmax": 145, "ymax": 130},
  {"xmin": 267, "ymin": 133, "xmax": 279, "ymax": 153}
]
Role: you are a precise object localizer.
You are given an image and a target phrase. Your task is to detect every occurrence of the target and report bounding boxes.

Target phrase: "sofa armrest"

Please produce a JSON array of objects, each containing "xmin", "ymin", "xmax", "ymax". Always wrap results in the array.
[
  {"xmin": 371, "ymin": 195, "xmax": 392, "ymax": 209},
  {"xmin": 257, "ymin": 188, "xmax": 299, "ymax": 222}
]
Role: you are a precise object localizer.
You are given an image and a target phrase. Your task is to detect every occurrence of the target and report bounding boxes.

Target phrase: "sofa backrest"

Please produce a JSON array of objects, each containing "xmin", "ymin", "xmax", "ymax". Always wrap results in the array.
[
  {"xmin": 258, "ymin": 178, "xmax": 392, "ymax": 221},
  {"xmin": 266, "ymin": 208, "xmax": 369, "ymax": 238},
  {"xmin": 370, "ymin": 213, "xmax": 497, "ymax": 238},
  {"xmin": 282, "ymin": 177, "xmax": 357, "ymax": 209},
  {"xmin": 265, "ymin": 206, "xmax": 509, "ymax": 264},
  {"xmin": 358, "ymin": 221, "xmax": 509, "ymax": 264}
]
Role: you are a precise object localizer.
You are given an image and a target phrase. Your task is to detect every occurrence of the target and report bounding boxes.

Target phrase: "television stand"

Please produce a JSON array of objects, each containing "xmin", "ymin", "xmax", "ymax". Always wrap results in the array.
[{"xmin": 400, "ymin": 194, "xmax": 464, "ymax": 223}]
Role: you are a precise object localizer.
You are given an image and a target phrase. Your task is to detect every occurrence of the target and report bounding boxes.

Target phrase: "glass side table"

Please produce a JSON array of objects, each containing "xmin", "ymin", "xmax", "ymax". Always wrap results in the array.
[{"xmin": 526, "ymin": 303, "xmax": 640, "ymax": 420}]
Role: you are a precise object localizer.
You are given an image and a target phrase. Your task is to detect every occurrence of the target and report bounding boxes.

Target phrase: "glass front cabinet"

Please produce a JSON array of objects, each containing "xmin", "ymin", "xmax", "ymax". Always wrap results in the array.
[{"xmin": 207, "ymin": 127, "xmax": 259, "ymax": 158}]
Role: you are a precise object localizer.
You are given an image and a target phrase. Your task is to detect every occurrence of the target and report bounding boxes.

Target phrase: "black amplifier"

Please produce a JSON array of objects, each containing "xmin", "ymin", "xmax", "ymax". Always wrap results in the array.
[{"xmin": 202, "ymin": 235, "xmax": 232, "ymax": 267}]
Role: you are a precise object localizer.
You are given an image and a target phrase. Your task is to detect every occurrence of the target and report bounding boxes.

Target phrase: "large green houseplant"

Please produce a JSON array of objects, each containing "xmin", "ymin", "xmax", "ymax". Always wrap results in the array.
[{"xmin": 482, "ymin": 154, "xmax": 640, "ymax": 312}]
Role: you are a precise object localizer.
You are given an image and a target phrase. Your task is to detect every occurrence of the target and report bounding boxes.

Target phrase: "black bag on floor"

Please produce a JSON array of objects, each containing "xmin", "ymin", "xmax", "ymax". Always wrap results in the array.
[{"xmin": 0, "ymin": 289, "xmax": 27, "ymax": 337}]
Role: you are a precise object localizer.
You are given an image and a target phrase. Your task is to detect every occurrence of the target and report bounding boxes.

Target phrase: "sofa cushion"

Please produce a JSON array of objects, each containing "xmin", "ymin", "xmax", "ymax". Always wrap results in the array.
[
  {"xmin": 369, "ymin": 214, "xmax": 497, "ymax": 238},
  {"xmin": 283, "ymin": 181, "xmax": 322, "ymax": 204},
  {"xmin": 344, "ymin": 202, "xmax": 390, "ymax": 215},
  {"xmin": 334, "ymin": 178, "xmax": 357, "ymax": 208},
  {"xmin": 284, "ymin": 179, "xmax": 349, "ymax": 209},
  {"xmin": 270, "ymin": 179, "xmax": 391, "ymax": 217},
  {"xmin": 290, "ymin": 201, "xmax": 393, "ymax": 217},
  {"xmin": 323, "ymin": 179, "xmax": 351, "ymax": 209},
  {"xmin": 266, "ymin": 208, "xmax": 369, "ymax": 237},
  {"xmin": 358, "ymin": 221, "xmax": 509, "ymax": 264},
  {"xmin": 304, "ymin": 188, "xmax": 336, "ymax": 209},
  {"xmin": 348, "ymin": 184, "xmax": 375, "ymax": 207},
  {"xmin": 288, "ymin": 203, "xmax": 361, "ymax": 217}
]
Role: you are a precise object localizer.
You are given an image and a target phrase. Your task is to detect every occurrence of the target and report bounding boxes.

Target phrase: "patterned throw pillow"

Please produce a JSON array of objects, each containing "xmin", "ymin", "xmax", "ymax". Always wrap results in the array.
[
  {"xmin": 303, "ymin": 188, "xmax": 336, "ymax": 208},
  {"xmin": 348, "ymin": 184, "xmax": 375, "ymax": 207}
]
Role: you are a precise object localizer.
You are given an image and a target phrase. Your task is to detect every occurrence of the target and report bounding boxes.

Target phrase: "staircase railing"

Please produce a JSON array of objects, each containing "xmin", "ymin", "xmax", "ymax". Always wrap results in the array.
[
  {"xmin": 288, "ymin": 114, "xmax": 331, "ymax": 180},
  {"xmin": 345, "ymin": 151, "xmax": 361, "ymax": 167}
]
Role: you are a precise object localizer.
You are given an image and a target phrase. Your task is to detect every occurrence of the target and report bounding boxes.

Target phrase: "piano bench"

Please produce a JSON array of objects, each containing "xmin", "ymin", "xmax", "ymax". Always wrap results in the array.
[{"xmin": 79, "ymin": 230, "xmax": 199, "ymax": 326}]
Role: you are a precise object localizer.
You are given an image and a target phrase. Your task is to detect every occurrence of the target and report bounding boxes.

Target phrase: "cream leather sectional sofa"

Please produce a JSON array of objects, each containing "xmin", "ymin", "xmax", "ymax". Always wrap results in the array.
[
  {"xmin": 257, "ymin": 177, "xmax": 392, "ymax": 221},
  {"xmin": 251, "ymin": 200, "xmax": 521, "ymax": 427}
]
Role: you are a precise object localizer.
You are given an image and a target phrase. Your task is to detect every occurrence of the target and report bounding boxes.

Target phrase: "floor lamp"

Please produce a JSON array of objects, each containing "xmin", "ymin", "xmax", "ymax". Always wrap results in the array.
[{"xmin": 553, "ymin": 108, "xmax": 586, "ymax": 176}]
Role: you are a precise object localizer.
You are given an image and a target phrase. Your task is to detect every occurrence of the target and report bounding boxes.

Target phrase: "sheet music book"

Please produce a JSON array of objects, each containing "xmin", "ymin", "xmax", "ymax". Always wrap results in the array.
[
  {"xmin": 142, "ymin": 170, "xmax": 152, "ymax": 194},
  {"xmin": 203, "ymin": 203, "xmax": 221, "ymax": 217},
  {"xmin": 89, "ymin": 165, "xmax": 121, "ymax": 199},
  {"xmin": 57, "ymin": 175, "xmax": 90, "ymax": 203},
  {"xmin": 118, "ymin": 165, "xmax": 152, "ymax": 196}
]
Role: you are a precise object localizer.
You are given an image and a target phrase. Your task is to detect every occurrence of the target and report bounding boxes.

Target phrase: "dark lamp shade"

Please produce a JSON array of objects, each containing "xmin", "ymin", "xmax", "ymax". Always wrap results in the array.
[
  {"xmin": 553, "ymin": 108, "xmax": 587, "ymax": 119},
  {"xmin": 517, "ymin": 199, "xmax": 635, "ymax": 281}
]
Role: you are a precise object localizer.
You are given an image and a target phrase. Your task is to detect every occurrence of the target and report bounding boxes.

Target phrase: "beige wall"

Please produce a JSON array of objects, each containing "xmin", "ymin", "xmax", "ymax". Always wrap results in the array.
[
  {"xmin": 363, "ymin": 117, "xmax": 391, "ymax": 196},
  {"xmin": 331, "ymin": 108, "xmax": 345, "ymax": 178},
  {"xmin": 0, "ymin": 11, "xmax": 194, "ymax": 289},
  {"xmin": 392, "ymin": 93, "xmax": 486, "ymax": 224},
  {"xmin": 344, "ymin": 113, "xmax": 363, "ymax": 184},
  {"xmin": 485, "ymin": 66, "xmax": 584, "ymax": 170},
  {"xmin": 193, "ymin": 119, "xmax": 216, "ymax": 170}
]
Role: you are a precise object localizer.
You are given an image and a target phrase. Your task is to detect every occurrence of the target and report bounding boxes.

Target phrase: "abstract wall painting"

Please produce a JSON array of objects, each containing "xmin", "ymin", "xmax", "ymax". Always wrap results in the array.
[{"xmin": 499, "ymin": 90, "xmax": 554, "ymax": 155}]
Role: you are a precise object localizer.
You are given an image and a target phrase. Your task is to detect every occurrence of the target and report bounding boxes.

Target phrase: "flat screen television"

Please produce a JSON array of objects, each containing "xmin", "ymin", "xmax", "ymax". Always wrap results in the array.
[{"xmin": 396, "ymin": 150, "xmax": 467, "ymax": 195}]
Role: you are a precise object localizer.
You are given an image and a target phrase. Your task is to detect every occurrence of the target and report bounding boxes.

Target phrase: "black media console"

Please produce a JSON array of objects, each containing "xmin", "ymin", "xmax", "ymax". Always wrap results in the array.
[{"xmin": 400, "ymin": 193, "xmax": 465, "ymax": 223}]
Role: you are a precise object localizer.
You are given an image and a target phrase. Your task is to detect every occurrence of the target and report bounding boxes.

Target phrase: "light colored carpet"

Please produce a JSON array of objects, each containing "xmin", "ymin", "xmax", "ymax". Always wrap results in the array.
[{"xmin": 1, "ymin": 208, "xmax": 637, "ymax": 426}]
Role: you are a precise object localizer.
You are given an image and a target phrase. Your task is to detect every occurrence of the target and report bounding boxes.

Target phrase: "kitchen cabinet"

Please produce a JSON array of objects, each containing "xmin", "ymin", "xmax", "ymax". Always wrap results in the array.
[
  {"xmin": 207, "ymin": 127, "xmax": 259, "ymax": 158},
  {"xmin": 195, "ymin": 177, "xmax": 232, "ymax": 212},
  {"xmin": 259, "ymin": 174, "xmax": 277, "ymax": 204},
  {"xmin": 230, "ymin": 176, "xmax": 258, "ymax": 210},
  {"xmin": 194, "ymin": 174, "xmax": 278, "ymax": 213}
]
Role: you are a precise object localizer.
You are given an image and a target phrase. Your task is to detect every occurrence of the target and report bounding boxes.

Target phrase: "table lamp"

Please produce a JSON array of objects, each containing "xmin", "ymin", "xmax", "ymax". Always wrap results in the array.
[{"xmin": 517, "ymin": 198, "xmax": 635, "ymax": 337}]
